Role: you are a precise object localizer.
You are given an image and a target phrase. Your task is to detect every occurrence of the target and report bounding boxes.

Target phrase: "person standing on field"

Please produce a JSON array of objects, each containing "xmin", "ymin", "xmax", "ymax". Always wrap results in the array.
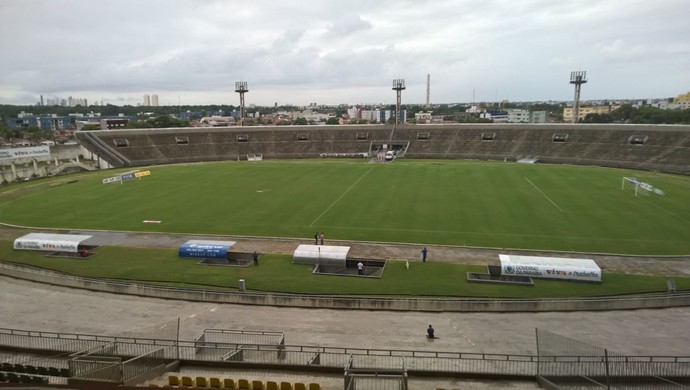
[{"xmin": 421, "ymin": 247, "xmax": 428, "ymax": 262}]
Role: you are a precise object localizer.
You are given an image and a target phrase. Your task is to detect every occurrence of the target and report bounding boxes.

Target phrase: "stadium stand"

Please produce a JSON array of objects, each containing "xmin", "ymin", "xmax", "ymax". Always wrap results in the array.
[{"xmin": 76, "ymin": 124, "xmax": 690, "ymax": 174}]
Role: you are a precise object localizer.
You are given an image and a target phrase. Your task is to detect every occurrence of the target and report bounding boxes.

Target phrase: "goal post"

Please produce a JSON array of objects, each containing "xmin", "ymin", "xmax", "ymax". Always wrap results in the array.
[{"xmin": 622, "ymin": 177, "xmax": 665, "ymax": 197}]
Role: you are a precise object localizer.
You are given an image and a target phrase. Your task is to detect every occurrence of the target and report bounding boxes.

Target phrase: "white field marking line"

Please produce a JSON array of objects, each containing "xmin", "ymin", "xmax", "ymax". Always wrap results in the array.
[
  {"xmin": 524, "ymin": 176, "xmax": 564, "ymax": 212},
  {"xmin": 310, "ymin": 167, "xmax": 374, "ymax": 227},
  {"xmin": 641, "ymin": 196, "xmax": 690, "ymax": 225}
]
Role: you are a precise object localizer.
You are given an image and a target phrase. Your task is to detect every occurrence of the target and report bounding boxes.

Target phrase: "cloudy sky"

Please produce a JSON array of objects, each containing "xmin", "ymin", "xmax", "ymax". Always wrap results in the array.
[{"xmin": 1, "ymin": 0, "xmax": 689, "ymax": 106}]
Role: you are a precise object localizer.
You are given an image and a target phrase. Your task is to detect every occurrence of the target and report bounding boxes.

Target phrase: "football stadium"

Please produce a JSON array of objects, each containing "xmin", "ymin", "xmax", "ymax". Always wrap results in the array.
[{"xmin": 1, "ymin": 123, "xmax": 690, "ymax": 389}]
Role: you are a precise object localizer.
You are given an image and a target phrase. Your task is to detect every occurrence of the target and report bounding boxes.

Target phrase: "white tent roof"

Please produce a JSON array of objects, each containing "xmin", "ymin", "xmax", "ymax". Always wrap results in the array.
[
  {"xmin": 182, "ymin": 239, "xmax": 236, "ymax": 247},
  {"xmin": 13, "ymin": 233, "xmax": 94, "ymax": 253},
  {"xmin": 499, "ymin": 254, "xmax": 599, "ymax": 269},
  {"xmin": 293, "ymin": 244, "xmax": 350, "ymax": 265}
]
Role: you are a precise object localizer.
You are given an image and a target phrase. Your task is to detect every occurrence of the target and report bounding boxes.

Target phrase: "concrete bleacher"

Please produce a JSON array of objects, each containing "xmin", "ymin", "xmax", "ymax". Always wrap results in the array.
[{"xmin": 77, "ymin": 124, "xmax": 690, "ymax": 174}]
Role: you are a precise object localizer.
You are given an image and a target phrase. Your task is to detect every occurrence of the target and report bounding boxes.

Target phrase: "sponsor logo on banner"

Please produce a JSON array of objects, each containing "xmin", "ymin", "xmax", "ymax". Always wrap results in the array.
[
  {"xmin": 102, "ymin": 176, "xmax": 122, "ymax": 184},
  {"xmin": 0, "ymin": 146, "xmax": 51, "ymax": 162},
  {"xmin": 134, "ymin": 170, "xmax": 151, "ymax": 177},
  {"xmin": 120, "ymin": 173, "xmax": 135, "ymax": 180}
]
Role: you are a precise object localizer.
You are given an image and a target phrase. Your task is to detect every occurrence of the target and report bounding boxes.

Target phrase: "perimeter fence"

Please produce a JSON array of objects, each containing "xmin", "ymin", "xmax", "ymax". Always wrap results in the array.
[
  {"xmin": 536, "ymin": 328, "xmax": 690, "ymax": 389},
  {"xmin": 2, "ymin": 326, "xmax": 690, "ymax": 384}
]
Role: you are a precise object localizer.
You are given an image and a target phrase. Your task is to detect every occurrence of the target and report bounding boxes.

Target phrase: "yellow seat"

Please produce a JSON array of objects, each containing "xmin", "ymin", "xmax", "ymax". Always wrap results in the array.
[
  {"xmin": 181, "ymin": 376, "xmax": 193, "ymax": 387},
  {"xmin": 308, "ymin": 384, "xmax": 321, "ymax": 390},
  {"xmin": 168, "ymin": 375, "xmax": 180, "ymax": 386},
  {"xmin": 252, "ymin": 380, "xmax": 265, "ymax": 390},
  {"xmin": 238, "ymin": 379, "xmax": 250, "ymax": 389},
  {"xmin": 210, "ymin": 377, "xmax": 221, "ymax": 388},
  {"xmin": 295, "ymin": 383, "xmax": 306, "ymax": 390},
  {"xmin": 223, "ymin": 378, "xmax": 236, "ymax": 388},
  {"xmin": 280, "ymin": 382, "xmax": 293, "ymax": 390},
  {"xmin": 196, "ymin": 377, "xmax": 208, "ymax": 387},
  {"xmin": 267, "ymin": 381, "xmax": 279, "ymax": 390}
]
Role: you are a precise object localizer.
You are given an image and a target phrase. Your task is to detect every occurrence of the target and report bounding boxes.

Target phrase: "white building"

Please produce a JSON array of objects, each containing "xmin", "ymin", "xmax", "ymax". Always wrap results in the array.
[
  {"xmin": 507, "ymin": 109, "xmax": 531, "ymax": 123},
  {"xmin": 530, "ymin": 111, "xmax": 547, "ymax": 123},
  {"xmin": 143, "ymin": 94, "xmax": 151, "ymax": 106},
  {"xmin": 151, "ymin": 94, "xmax": 159, "ymax": 107}
]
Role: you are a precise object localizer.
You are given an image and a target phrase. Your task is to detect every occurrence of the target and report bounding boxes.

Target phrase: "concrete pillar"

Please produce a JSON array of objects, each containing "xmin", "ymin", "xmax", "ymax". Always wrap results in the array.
[
  {"xmin": 11, "ymin": 163, "xmax": 16, "ymax": 179},
  {"xmin": 33, "ymin": 159, "xmax": 38, "ymax": 175},
  {"xmin": 54, "ymin": 156, "xmax": 59, "ymax": 166}
]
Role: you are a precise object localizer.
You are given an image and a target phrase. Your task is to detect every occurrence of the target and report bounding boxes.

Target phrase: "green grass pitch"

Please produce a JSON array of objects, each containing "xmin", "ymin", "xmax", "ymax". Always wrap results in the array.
[{"xmin": 1, "ymin": 159, "xmax": 689, "ymax": 255}]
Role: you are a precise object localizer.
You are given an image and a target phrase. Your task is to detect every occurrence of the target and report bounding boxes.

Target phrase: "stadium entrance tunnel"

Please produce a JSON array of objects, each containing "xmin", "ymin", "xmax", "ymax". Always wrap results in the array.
[
  {"xmin": 313, "ymin": 259, "xmax": 387, "ymax": 278},
  {"xmin": 467, "ymin": 265, "xmax": 534, "ymax": 286},
  {"xmin": 14, "ymin": 233, "xmax": 98, "ymax": 259},
  {"xmin": 293, "ymin": 244, "xmax": 387, "ymax": 278},
  {"xmin": 197, "ymin": 252, "xmax": 256, "ymax": 267}
]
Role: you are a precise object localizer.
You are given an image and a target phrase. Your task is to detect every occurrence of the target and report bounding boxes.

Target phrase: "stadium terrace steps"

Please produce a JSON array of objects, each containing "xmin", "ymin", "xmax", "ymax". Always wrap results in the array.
[{"xmin": 78, "ymin": 124, "xmax": 690, "ymax": 174}]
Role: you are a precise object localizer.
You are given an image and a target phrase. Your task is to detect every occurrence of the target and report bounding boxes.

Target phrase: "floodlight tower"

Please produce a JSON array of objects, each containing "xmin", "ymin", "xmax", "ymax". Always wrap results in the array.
[
  {"xmin": 426, "ymin": 74, "xmax": 431, "ymax": 109},
  {"xmin": 235, "ymin": 81, "xmax": 249, "ymax": 126},
  {"xmin": 392, "ymin": 78, "xmax": 406, "ymax": 125},
  {"xmin": 569, "ymin": 71, "xmax": 587, "ymax": 124}
]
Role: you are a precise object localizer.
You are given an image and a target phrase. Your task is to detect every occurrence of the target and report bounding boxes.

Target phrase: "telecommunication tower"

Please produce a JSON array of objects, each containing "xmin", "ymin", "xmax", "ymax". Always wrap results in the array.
[
  {"xmin": 569, "ymin": 71, "xmax": 587, "ymax": 124},
  {"xmin": 235, "ymin": 81, "xmax": 249, "ymax": 126},
  {"xmin": 392, "ymin": 79, "xmax": 406, "ymax": 125}
]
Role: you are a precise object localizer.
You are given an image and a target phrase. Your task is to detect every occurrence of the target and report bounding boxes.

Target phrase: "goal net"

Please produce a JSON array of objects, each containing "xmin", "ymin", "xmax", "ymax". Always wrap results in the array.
[{"xmin": 622, "ymin": 177, "xmax": 665, "ymax": 196}]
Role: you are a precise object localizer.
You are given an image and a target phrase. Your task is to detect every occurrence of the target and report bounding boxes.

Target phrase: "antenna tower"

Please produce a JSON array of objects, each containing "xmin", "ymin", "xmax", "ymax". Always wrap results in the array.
[
  {"xmin": 569, "ymin": 71, "xmax": 587, "ymax": 123},
  {"xmin": 235, "ymin": 81, "xmax": 249, "ymax": 126},
  {"xmin": 392, "ymin": 79, "xmax": 406, "ymax": 125}
]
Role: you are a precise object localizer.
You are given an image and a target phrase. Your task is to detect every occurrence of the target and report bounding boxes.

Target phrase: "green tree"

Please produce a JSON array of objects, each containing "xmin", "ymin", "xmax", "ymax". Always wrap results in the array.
[
  {"xmin": 326, "ymin": 117, "xmax": 339, "ymax": 125},
  {"xmin": 610, "ymin": 104, "xmax": 636, "ymax": 123},
  {"xmin": 292, "ymin": 117, "xmax": 308, "ymax": 125},
  {"xmin": 583, "ymin": 113, "xmax": 613, "ymax": 123}
]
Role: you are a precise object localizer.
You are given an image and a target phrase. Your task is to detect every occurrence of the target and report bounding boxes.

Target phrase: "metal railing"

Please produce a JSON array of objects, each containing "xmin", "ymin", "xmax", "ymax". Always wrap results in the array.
[
  {"xmin": 122, "ymin": 348, "xmax": 166, "ymax": 382},
  {"xmin": 536, "ymin": 328, "xmax": 690, "ymax": 389},
  {"xmin": 2, "ymin": 326, "xmax": 689, "ymax": 383}
]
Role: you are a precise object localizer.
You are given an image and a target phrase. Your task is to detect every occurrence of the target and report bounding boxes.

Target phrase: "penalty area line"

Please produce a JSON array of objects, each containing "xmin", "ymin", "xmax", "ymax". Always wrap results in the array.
[
  {"xmin": 524, "ymin": 177, "xmax": 564, "ymax": 212},
  {"xmin": 310, "ymin": 167, "xmax": 374, "ymax": 227}
]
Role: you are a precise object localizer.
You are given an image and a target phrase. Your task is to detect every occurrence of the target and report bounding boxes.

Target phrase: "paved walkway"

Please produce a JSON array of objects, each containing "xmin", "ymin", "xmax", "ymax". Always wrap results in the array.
[{"xmin": 2, "ymin": 226, "xmax": 690, "ymax": 389}]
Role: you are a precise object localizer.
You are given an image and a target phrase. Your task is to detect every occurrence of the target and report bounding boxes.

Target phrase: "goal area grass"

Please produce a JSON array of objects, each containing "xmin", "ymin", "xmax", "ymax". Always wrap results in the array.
[{"xmin": 1, "ymin": 159, "xmax": 689, "ymax": 255}]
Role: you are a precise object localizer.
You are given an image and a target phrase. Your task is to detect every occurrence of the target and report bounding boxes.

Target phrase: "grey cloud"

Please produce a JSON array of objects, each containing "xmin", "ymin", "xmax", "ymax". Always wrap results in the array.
[{"xmin": 1, "ymin": 0, "xmax": 689, "ymax": 105}]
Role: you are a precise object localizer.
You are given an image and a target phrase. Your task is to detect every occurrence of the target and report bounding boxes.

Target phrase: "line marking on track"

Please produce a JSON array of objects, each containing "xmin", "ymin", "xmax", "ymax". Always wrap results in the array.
[
  {"xmin": 310, "ymin": 167, "xmax": 374, "ymax": 227},
  {"xmin": 524, "ymin": 176, "xmax": 564, "ymax": 212}
]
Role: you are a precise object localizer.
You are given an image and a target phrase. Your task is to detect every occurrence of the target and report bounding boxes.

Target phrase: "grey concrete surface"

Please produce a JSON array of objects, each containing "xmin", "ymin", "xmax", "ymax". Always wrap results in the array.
[{"xmin": 1, "ymin": 276, "xmax": 689, "ymax": 356}]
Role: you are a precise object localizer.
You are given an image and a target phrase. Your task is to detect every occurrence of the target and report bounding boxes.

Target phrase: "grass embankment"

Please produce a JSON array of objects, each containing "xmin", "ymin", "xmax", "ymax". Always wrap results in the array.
[{"xmin": 1, "ymin": 242, "xmax": 687, "ymax": 298}]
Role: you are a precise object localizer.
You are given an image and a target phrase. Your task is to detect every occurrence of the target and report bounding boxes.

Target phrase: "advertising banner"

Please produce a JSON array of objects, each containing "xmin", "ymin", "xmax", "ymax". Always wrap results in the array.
[
  {"xmin": 14, "ymin": 233, "xmax": 93, "ymax": 253},
  {"xmin": 178, "ymin": 240, "xmax": 236, "ymax": 259},
  {"xmin": 135, "ymin": 170, "xmax": 151, "ymax": 177},
  {"xmin": 102, "ymin": 176, "xmax": 122, "ymax": 184},
  {"xmin": 499, "ymin": 254, "xmax": 601, "ymax": 282},
  {"xmin": 0, "ymin": 146, "xmax": 50, "ymax": 162}
]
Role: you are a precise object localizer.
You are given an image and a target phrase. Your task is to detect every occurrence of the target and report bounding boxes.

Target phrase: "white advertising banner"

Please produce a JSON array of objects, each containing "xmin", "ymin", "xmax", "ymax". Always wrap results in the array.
[
  {"xmin": 0, "ymin": 146, "xmax": 50, "ymax": 162},
  {"xmin": 13, "ymin": 233, "xmax": 93, "ymax": 253},
  {"xmin": 499, "ymin": 254, "xmax": 602, "ymax": 282}
]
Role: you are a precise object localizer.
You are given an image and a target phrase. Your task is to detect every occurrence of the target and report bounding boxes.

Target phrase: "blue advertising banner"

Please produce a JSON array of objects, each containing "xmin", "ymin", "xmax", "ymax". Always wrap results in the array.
[{"xmin": 178, "ymin": 241, "xmax": 234, "ymax": 259}]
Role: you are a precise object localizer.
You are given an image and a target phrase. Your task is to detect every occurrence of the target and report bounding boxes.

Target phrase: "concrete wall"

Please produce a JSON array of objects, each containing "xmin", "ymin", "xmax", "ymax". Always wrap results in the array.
[
  {"xmin": 1, "ymin": 261, "xmax": 688, "ymax": 312},
  {"xmin": 0, "ymin": 144, "xmax": 95, "ymax": 182}
]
